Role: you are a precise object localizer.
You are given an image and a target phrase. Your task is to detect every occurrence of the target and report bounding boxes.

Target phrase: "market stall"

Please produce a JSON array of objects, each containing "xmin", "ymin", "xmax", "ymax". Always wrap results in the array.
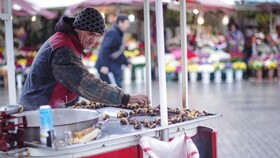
[
  {"xmin": 0, "ymin": 0, "xmax": 221, "ymax": 157},
  {"xmin": 0, "ymin": 0, "xmax": 58, "ymax": 101}
]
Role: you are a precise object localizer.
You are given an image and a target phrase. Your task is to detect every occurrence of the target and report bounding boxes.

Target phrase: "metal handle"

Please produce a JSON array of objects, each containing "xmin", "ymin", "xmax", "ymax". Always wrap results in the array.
[{"xmin": 95, "ymin": 118, "xmax": 110, "ymax": 129}]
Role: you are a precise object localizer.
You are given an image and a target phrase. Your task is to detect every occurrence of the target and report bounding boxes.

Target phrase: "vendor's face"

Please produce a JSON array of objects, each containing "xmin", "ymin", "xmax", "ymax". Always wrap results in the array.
[{"xmin": 76, "ymin": 29, "xmax": 101, "ymax": 50}]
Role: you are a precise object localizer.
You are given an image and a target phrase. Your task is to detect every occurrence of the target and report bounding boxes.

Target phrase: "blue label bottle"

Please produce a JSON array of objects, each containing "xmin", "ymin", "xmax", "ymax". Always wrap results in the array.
[{"xmin": 39, "ymin": 105, "xmax": 54, "ymax": 144}]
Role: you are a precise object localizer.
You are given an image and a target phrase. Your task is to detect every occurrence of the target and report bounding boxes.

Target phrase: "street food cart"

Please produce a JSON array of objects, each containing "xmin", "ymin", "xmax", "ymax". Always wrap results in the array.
[
  {"xmin": 0, "ymin": 0, "xmax": 221, "ymax": 157},
  {"xmin": 0, "ymin": 105, "xmax": 220, "ymax": 158}
]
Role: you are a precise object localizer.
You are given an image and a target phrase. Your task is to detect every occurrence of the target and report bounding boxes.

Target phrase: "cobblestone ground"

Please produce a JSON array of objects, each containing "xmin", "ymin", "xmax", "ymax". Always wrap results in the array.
[
  {"xmin": 1, "ymin": 80, "xmax": 280, "ymax": 158},
  {"xmin": 123, "ymin": 80, "xmax": 280, "ymax": 158}
]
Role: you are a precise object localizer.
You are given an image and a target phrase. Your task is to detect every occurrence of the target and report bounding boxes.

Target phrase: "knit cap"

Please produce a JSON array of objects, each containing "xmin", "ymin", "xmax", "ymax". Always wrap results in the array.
[{"xmin": 73, "ymin": 8, "xmax": 105, "ymax": 34}]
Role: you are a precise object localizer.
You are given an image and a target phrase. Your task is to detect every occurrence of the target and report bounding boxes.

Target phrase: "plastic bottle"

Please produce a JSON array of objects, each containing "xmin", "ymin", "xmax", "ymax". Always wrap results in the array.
[{"xmin": 39, "ymin": 105, "xmax": 54, "ymax": 144}]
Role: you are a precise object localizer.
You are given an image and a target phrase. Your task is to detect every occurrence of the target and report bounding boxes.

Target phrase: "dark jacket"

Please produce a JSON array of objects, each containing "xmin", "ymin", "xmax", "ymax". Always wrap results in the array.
[
  {"xmin": 95, "ymin": 24, "xmax": 129, "ymax": 75},
  {"xmin": 19, "ymin": 17, "xmax": 129, "ymax": 111}
]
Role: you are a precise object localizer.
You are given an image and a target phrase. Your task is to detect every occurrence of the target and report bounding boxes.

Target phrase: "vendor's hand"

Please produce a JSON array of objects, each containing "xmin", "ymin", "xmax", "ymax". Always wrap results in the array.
[
  {"xmin": 100, "ymin": 66, "xmax": 109, "ymax": 74},
  {"xmin": 129, "ymin": 94, "xmax": 150, "ymax": 106}
]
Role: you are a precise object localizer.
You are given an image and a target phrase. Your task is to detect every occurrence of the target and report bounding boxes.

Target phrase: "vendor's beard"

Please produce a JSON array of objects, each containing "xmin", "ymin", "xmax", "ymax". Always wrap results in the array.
[
  {"xmin": 84, "ymin": 46, "xmax": 93, "ymax": 53},
  {"xmin": 83, "ymin": 50, "xmax": 89, "ymax": 54}
]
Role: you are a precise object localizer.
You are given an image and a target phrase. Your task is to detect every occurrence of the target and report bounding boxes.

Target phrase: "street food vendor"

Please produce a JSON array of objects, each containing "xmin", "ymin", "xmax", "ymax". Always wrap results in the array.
[{"xmin": 19, "ymin": 8, "xmax": 150, "ymax": 111}]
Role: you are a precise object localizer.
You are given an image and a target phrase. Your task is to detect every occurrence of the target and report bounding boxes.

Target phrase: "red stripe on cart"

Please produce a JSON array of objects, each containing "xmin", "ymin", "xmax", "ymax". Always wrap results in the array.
[
  {"xmin": 188, "ymin": 151, "xmax": 198, "ymax": 158},
  {"xmin": 143, "ymin": 147, "xmax": 152, "ymax": 152}
]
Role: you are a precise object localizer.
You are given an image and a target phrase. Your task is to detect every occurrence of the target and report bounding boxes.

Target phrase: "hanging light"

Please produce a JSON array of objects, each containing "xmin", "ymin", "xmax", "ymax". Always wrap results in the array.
[
  {"xmin": 193, "ymin": 9, "xmax": 199, "ymax": 15},
  {"xmin": 197, "ymin": 17, "xmax": 204, "ymax": 25},
  {"xmin": 12, "ymin": 4, "xmax": 22, "ymax": 11},
  {"xmin": 101, "ymin": 12, "xmax": 105, "ymax": 19},
  {"xmin": 222, "ymin": 15, "xmax": 229, "ymax": 25},
  {"xmin": 128, "ymin": 14, "xmax": 135, "ymax": 22},
  {"xmin": 31, "ymin": 16, "xmax": 36, "ymax": 22},
  {"xmin": 197, "ymin": 13, "xmax": 204, "ymax": 25}
]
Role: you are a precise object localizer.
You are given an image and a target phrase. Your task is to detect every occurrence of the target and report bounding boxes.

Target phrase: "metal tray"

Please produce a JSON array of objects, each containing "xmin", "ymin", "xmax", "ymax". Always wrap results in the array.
[{"xmin": 14, "ymin": 108, "xmax": 101, "ymax": 142}]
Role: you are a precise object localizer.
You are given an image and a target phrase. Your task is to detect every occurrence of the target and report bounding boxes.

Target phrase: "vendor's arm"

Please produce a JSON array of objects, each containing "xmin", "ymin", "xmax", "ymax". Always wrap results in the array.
[{"xmin": 51, "ymin": 46, "xmax": 129, "ymax": 106}]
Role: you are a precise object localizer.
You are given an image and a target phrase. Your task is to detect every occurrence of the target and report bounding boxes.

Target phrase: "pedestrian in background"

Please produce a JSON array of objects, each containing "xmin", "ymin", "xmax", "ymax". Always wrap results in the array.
[
  {"xmin": 226, "ymin": 23, "xmax": 245, "ymax": 54},
  {"xmin": 95, "ymin": 14, "xmax": 132, "ymax": 88}
]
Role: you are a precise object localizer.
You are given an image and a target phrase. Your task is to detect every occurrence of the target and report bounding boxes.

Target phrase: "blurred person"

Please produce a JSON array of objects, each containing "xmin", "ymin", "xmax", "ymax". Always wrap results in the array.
[
  {"xmin": 19, "ymin": 8, "xmax": 149, "ymax": 111},
  {"xmin": 272, "ymin": 21, "xmax": 280, "ymax": 54},
  {"xmin": 95, "ymin": 14, "xmax": 132, "ymax": 88},
  {"xmin": 226, "ymin": 23, "xmax": 245, "ymax": 54},
  {"xmin": 215, "ymin": 33, "xmax": 227, "ymax": 51},
  {"xmin": 15, "ymin": 26, "xmax": 27, "ymax": 49}
]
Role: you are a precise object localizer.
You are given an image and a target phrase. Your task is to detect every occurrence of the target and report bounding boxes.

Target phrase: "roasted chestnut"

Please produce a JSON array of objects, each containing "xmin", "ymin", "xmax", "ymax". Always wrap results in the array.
[
  {"xmin": 143, "ymin": 119, "xmax": 149, "ymax": 127},
  {"xmin": 122, "ymin": 111, "xmax": 128, "ymax": 117},
  {"xmin": 120, "ymin": 118, "xmax": 128, "ymax": 125},
  {"xmin": 143, "ymin": 108, "xmax": 148, "ymax": 113},
  {"xmin": 81, "ymin": 100, "xmax": 87, "ymax": 106},
  {"xmin": 155, "ymin": 117, "xmax": 161, "ymax": 125},
  {"xmin": 117, "ymin": 111, "xmax": 123, "ymax": 118},
  {"xmin": 148, "ymin": 122, "xmax": 156, "ymax": 129},
  {"xmin": 170, "ymin": 116, "xmax": 178, "ymax": 124},
  {"xmin": 134, "ymin": 122, "xmax": 142, "ymax": 129},
  {"xmin": 129, "ymin": 111, "xmax": 135, "ymax": 116},
  {"xmin": 102, "ymin": 114, "xmax": 110, "ymax": 121},
  {"xmin": 129, "ymin": 119, "xmax": 137, "ymax": 125}
]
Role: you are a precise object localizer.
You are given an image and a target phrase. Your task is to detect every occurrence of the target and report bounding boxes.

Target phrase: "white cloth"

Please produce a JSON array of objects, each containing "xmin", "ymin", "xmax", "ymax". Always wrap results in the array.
[{"xmin": 139, "ymin": 134, "xmax": 199, "ymax": 158}]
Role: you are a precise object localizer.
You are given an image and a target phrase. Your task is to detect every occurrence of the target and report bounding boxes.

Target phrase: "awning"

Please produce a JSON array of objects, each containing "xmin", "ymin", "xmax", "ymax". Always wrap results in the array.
[
  {"xmin": 193, "ymin": 0, "xmax": 234, "ymax": 12},
  {"xmin": 236, "ymin": 0, "xmax": 280, "ymax": 11},
  {"xmin": 64, "ymin": 0, "xmax": 160, "ymax": 16},
  {"xmin": 245, "ymin": 0, "xmax": 280, "ymax": 3},
  {"xmin": 169, "ymin": 0, "xmax": 235, "ymax": 13},
  {"xmin": 12, "ymin": 0, "xmax": 58, "ymax": 19}
]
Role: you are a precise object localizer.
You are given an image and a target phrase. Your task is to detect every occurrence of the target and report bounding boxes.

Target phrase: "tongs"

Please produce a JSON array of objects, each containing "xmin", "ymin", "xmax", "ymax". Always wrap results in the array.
[{"xmin": 94, "ymin": 118, "xmax": 110, "ymax": 129}]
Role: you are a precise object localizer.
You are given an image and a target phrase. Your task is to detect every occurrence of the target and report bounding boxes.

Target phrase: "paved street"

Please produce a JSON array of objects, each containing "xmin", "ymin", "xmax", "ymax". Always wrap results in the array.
[
  {"xmin": 137, "ymin": 80, "xmax": 280, "ymax": 158},
  {"xmin": 1, "ymin": 80, "xmax": 280, "ymax": 158}
]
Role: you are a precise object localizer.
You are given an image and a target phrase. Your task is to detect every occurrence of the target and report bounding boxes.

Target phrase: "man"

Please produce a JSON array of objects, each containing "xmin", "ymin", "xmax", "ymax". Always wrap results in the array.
[
  {"xmin": 95, "ymin": 14, "xmax": 132, "ymax": 88},
  {"xmin": 19, "ymin": 8, "xmax": 149, "ymax": 111}
]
